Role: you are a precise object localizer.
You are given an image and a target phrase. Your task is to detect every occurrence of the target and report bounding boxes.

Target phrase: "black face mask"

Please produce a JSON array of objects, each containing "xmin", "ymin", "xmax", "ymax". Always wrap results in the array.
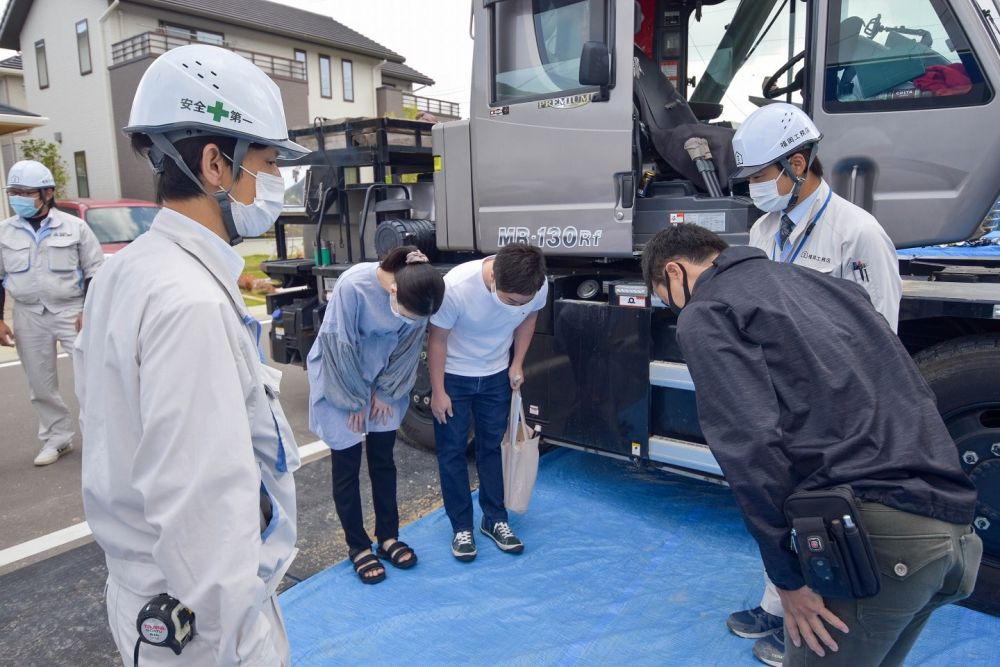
[{"xmin": 663, "ymin": 263, "xmax": 691, "ymax": 316}]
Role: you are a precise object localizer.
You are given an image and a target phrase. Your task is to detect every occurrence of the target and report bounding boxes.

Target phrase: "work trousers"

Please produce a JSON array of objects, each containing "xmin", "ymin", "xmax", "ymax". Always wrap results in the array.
[
  {"xmin": 106, "ymin": 575, "xmax": 290, "ymax": 666},
  {"xmin": 13, "ymin": 305, "xmax": 78, "ymax": 449},
  {"xmin": 330, "ymin": 429, "xmax": 400, "ymax": 554},
  {"xmin": 433, "ymin": 370, "xmax": 511, "ymax": 533},
  {"xmin": 784, "ymin": 502, "xmax": 982, "ymax": 667}
]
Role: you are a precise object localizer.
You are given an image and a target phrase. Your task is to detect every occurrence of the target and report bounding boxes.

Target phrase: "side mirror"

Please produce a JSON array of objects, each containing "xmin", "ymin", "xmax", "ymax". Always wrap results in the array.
[{"xmin": 579, "ymin": 41, "xmax": 611, "ymax": 87}]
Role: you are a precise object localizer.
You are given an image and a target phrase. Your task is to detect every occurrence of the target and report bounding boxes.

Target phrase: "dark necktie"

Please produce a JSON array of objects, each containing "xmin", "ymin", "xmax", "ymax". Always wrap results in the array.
[{"xmin": 779, "ymin": 214, "xmax": 795, "ymax": 250}]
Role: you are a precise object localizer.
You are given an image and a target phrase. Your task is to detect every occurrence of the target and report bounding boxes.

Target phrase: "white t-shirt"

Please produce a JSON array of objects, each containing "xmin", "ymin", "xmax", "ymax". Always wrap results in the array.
[{"xmin": 430, "ymin": 258, "xmax": 548, "ymax": 377}]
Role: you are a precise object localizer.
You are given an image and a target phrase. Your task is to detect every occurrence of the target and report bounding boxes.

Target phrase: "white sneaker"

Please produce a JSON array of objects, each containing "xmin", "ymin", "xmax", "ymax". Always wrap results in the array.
[{"xmin": 33, "ymin": 442, "xmax": 73, "ymax": 466}]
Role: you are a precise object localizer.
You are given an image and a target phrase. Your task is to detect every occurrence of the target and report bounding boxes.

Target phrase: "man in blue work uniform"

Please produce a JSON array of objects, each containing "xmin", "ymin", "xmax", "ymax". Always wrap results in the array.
[
  {"xmin": 0, "ymin": 160, "xmax": 103, "ymax": 465},
  {"xmin": 642, "ymin": 223, "xmax": 980, "ymax": 667}
]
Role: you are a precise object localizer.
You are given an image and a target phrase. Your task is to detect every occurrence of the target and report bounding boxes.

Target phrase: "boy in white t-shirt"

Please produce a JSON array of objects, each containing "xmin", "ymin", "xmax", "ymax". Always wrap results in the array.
[{"xmin": 428, "ymin": 244, "xmax": 548, "ymax": 561}]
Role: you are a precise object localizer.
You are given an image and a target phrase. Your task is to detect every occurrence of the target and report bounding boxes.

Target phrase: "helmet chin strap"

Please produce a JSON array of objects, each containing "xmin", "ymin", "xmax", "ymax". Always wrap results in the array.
[
  {"xmin": 778, "ymin": 142, "xmax": 818, "ymax": 213},
  {"xmin": 146, "ymin": 133, "xmax": 250, "ymax": 246},
  {"xmin": 216, "ymin": 139, "xmax": 249, "ymax": 246}
]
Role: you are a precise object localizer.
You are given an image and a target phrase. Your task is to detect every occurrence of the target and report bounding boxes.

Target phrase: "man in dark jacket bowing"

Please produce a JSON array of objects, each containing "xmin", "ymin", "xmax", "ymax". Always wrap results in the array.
[{"xmin": 641, "ymin": 223, "xmax": 980, "ymax": 667}]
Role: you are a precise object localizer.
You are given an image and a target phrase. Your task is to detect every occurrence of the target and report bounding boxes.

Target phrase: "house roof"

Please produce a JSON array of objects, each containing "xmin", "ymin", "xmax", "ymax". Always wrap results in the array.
[
  {"xmin": 0, "ymin": 102, "xmax": 37, "ymax": 116},
  {"xmin": 1, "ymin": 0, "xmax": 433, "ymax": 81},
  {"xmin": 120, "ymin": 0, "xmax": 405, "ymax": 58},
  {"xmin": 381, "ymin": 60, "xmax": 434, "ymax": 87},
  {"xmin": 0, "ymin": 0, "xmax": 29, "ymax": 50},
  {"xmin": 0, "ymin": 101, "xmax": 46, "ymax": 135},
  {"xmin": 0, "ymin": 54, "xmax": 22, "ymax": 70}
]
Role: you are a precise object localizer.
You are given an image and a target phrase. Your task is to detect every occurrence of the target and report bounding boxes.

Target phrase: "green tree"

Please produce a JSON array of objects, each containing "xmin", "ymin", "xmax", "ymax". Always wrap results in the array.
[{"xmin": 18, "ymin": 138, "xmax": 69, "ymax": 196}]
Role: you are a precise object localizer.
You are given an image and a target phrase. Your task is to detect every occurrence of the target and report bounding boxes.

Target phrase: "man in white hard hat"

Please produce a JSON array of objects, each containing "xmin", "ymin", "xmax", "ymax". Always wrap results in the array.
[
  {"xmin": 75, "ymin": 44, "xmax": 308, "ymax": 666},
  {"xmin": 726, "ymin": 103, "xmax": 902, "ymax": 666},
  {"xmin": 0, "ymin": 159, "xmax": 103, "ymax": 466}
]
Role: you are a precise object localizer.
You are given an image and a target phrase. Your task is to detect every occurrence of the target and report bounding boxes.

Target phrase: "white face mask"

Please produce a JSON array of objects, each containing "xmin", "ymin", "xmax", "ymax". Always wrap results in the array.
[
  {"xmin": 223, "ymin": 158, "xmax": 285, "ymax": 238},
  {"xmin": 491, "ymin": 281, "xmax": 527, "ymax": 312},
  {"xmin": 748, "ymin": 173, "xmax": 793, "ymax": 213},
  {"xmin": 389, "ymin": 291, "xmax": 419, "ymax": 325}
]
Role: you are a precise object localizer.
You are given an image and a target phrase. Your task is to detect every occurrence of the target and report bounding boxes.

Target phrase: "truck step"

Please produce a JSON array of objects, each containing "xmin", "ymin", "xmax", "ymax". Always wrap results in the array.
[
  {"xmin": 648, "ymin": 436, "xmax": 721, "ymax": 476},
  {"xmin": 649, "ymin": 361, "xmax": 694, "ymax": 390}
]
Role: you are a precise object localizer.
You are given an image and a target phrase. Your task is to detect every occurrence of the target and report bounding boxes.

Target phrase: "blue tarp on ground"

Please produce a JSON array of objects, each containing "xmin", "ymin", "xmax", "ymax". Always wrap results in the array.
[
  {"xmin": 898, "ymin": 245, "xmax": 1000, "ymax": 258},
  {"xmin": 281, "ymin": 449, "xmax": 998, "ymax": 666}
]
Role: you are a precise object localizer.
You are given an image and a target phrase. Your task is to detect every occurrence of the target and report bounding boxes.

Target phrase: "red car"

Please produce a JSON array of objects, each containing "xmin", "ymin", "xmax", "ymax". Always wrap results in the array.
[{"xmin": 57, "ymin": 198, "xmax": 159, "ymax": 254}]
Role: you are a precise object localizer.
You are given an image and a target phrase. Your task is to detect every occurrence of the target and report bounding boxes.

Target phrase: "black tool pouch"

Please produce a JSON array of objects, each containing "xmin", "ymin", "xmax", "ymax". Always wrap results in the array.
[{"xmin": 783, "ymin": 486, "xmax": 881, "ymax": 599}]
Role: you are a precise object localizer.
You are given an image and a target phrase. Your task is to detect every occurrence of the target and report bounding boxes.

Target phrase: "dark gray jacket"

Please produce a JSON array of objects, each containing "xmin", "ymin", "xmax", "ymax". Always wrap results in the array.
[{"xmin": 677, "ymin": 246, "xmax": 976, "ymax": 590}]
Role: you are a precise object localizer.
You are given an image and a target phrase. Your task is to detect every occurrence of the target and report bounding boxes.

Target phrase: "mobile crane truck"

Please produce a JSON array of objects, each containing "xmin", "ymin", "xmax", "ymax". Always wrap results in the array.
[{"xmin": 264, "ymin": 0, "xmax": 1000, "ymax": 614}]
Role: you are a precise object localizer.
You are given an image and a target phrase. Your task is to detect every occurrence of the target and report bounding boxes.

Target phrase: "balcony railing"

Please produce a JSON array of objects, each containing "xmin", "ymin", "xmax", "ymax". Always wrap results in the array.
[
  {"xmin": 110, "ymin": 31, "xmax": 306, "ymax": 82},
  {"xmin": 402, "ymin": 92, "xmax": 460, "ymax": 118}
]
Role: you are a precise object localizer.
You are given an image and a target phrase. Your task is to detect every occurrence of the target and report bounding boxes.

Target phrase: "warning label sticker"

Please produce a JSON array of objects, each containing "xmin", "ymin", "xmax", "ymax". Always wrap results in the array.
[{"xmin": 684, "ymin": 212, "xmax": 726, "ymax": 232}]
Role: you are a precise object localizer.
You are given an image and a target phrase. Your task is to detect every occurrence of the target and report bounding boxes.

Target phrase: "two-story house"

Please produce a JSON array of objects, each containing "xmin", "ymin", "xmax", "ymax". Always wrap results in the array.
[
  {"xmin": 0, "ymin": 54, "xmax": 48, "ymax": 216},
  {"xmin": 0, "ymin": 55, "xmax": 30, "ymax": 173},
  {"xmin": 0, "ymin": 0, "xmax": 456, "ymax": 201}
]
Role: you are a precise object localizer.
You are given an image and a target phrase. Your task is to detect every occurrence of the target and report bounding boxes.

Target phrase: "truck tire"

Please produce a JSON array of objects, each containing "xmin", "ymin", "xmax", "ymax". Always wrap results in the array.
[
  {"xmin": 398, "ymin": 349, "xmax": 437, "ymax": 451},
  {"xmin": 399, "ymin": 407, "xmax": 437, "ymax": 451},
  {"xmin": 914, "ymin": 334, "xmax": 1000, "ymax": 563}
]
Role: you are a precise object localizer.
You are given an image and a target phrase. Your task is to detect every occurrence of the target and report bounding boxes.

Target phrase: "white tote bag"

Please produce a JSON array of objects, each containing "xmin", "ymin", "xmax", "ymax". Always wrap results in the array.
[{"xmin": 501, "ymin": 389, "xmax": 540, "ymax": 514}]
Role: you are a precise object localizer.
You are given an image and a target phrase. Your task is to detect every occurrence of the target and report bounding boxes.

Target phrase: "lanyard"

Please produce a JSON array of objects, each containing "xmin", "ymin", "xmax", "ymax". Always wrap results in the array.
[{"xmin": 772, "ymin": 189, "xmax": 833, "ymax": 264}]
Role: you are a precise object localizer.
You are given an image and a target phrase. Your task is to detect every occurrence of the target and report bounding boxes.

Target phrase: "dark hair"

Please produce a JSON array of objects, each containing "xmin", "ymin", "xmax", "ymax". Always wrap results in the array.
[
  {"xmin": 494, "ymin": 243, "xmax": 546, "ymax": 295},
  {"xmin": 131, "ymin": 133, "xmax": 250, "ymax": 203},
  {"xmin": 39, "ymin": 187, "xmax": 56, "ymax": 212},
  {"xmin": 790, "ymin": 148, "xmax": 823, "ymax": 178},
  {"xmin": 642, "ymin": 224, "xmax": 729, "ymax": 291},
  {"xmin": 380, "ymin": 245, "xmax": 445, "ymax": 317}
]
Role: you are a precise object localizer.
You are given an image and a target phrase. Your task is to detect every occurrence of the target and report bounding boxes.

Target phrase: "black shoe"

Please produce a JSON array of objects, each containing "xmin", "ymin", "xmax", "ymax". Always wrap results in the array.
[
  {"xmin": 752, "ymin": 628, "xmax": 784, "ymax": 667},
  {"xmin": 451, "ymin": 530, "xmax": 477, "ymax": 561},
  {"xmin": 479, "ymin": 517, "xmax": 524, "ymax": 554},
  {"xmin": 727, "ymin": 606, "xmax": 783, "ymax": 639}
]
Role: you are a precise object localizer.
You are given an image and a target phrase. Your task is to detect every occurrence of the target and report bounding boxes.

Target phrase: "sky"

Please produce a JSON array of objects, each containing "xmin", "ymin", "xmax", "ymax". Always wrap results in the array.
[{"xmin": 266, "ymin": 0, "xmax": 474, "ymax": 107}]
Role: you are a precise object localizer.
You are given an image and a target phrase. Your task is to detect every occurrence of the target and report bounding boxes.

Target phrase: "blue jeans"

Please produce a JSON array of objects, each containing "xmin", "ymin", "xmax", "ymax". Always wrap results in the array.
[{"xmin": 434, "ymin": 370, "xmax": 511, "ymax": 533}]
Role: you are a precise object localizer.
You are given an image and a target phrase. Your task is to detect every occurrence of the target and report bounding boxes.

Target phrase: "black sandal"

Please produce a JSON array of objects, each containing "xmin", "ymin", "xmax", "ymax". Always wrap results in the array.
[
  {"xmin": 351, "ymin": 551, "xmax": 386, "ymax": 584},
  {"xmin": 377, "ymin": 540, "xmax": 418, "ymax": 569}
]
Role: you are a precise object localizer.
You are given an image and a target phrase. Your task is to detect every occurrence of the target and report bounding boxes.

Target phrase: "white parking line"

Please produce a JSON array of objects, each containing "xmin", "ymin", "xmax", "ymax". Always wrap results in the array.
[
  {"xmin": 0, "ymin": 352, "xmax": 69, "ymax": 370},
  {"xmin": 0, "ymin": 318, "xmax": 272, "ymax": 371},
  {"xmin": 0, "ymin": 439, "xmax": 329, "ymax": 570}
]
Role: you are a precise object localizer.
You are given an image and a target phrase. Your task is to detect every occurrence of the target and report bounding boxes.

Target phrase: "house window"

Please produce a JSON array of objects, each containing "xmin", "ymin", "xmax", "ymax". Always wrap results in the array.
[
  {"xmin": 319, "ymin": 54, "xmax": 332, "ymax": 98},
  {"xmin": 76, "ymin": 19, "xmax": 92, "ymax": 75},
  {"xmin": 294, "ymin": 49, "xmax": 307, "ymax": 80},
  {"xmin": 35, "ymin": 40, "xmax": 48, "ymax": 89},
  {"xmin": 161, "ymin": 22, "xmax": 224, "ymax": 46},
  {"xmin": 342, "ymin": 59, "xmax": 354, "ymax": 102},
  {"xmin": 74, "ymin": 152, "xmax": 90, "ymax": 198}
]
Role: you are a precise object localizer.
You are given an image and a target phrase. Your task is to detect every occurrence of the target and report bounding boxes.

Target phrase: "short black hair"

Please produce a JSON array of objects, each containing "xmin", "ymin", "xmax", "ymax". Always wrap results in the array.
[
  {"xmin": 790, "ymin": 148, "xmax": 823, "ymax": 178},
  {"xmin": 494, "ymin": 243, "xmax": 547, "ymax": 295},
  {"xmin": 131, "ymin": 133, "xmax": 254, "ymax": 203},
  {"xmin": 380, "ymin": 245, "xmax": 446, "ymax": 317},
  {"xmin": 641, "ymin": 224, "xmax": 729, "ymax": 291}
]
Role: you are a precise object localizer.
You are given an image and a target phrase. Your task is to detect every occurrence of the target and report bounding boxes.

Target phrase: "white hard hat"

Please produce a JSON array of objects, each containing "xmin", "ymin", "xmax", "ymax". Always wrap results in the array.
[
  {"xmin": 6, "ymin": 160, "xmax": 55, "ymax": 190},
  {"xmin": 124, "ymin": 44, "xmax": 307, "ymax": 158},
  {"xmin": 731, "ymin": 103, "xmax": 822, "ymax": 179}
]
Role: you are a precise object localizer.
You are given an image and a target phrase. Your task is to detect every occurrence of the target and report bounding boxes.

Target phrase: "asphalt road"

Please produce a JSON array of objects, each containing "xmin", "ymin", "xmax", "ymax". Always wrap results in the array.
[{"xmin": 0, "ymin": 314, "xmax": 470, "ymax": 666}]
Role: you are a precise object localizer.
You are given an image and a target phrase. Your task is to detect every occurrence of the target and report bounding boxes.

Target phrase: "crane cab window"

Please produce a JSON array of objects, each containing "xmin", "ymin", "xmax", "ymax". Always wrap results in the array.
[
  {"xmin": 686, "ymin": 1, "xmax": 806, "ymax": 126},
  {"xmin": 825, "ymin": 0, "xmax": 992, "ymax": 111},
  {"xmin": 491, "ymin": 0, "xmax": 609, "ymax": 105}
]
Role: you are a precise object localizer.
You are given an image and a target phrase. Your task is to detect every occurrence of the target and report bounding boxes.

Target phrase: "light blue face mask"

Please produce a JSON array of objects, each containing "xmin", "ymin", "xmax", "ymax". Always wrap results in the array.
[{"xmin": 10, "ymin": 195, "xmax": 40, "ymax": 219}]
